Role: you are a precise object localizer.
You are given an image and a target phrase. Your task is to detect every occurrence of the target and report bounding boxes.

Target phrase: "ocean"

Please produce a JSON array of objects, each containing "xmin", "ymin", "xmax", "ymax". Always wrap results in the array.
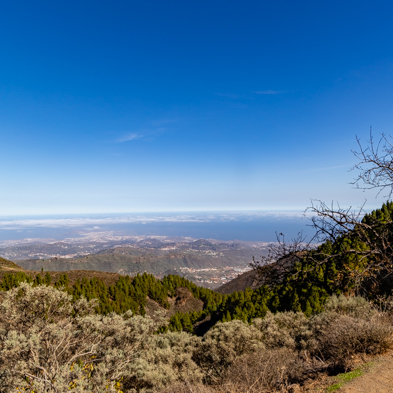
[{"xmin": 0, "ymin": 212, "xmax": 315, "ymax": 243}]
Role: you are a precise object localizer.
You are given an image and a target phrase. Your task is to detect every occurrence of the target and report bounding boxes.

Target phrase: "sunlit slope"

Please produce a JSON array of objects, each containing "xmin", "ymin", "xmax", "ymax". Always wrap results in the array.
[
  {"xmin": 0, "ymin": 257, "xmax": 26, "ymax": 280},
  {"xmin": 216, "ymin": 253, "xmax": 299, "ymax": 294},
  {"xmin": 16, "ymin": 245, "xmax": 256, "ymax": 275}
]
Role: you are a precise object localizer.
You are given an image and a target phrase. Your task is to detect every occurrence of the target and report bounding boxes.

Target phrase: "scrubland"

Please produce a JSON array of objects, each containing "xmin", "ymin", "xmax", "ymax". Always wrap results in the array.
[{"xmin": 1, "ymin": 283, "xmax": 392, "ymax": 393}]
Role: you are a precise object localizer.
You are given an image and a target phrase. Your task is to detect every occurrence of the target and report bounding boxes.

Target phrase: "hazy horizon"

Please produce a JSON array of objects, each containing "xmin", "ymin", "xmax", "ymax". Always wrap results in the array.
[{"xmin": 0, "ymin": 211, "xmax": 315, "ymax": 243}]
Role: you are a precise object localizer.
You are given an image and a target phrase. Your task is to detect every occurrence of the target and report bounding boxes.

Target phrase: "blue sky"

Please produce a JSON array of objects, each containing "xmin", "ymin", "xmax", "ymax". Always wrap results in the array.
[{"xmin": 1, "ymin": 0, "xmax": 393, "ymax": 215}]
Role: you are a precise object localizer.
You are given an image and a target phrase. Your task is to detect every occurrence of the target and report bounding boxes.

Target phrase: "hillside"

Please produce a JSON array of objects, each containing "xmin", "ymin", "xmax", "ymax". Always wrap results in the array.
[
  {"xmin": 0, "ymin": 257, "xmax": 124, "ymax": 286},
  {"xmin": 0, "ymin": 257, "xmax": 208, "ymax": 319},
  {"xmin": 0, "ymin": 257, "xmax": 25, "ymax": 272},
  {"xmin": 16, "ymin": 243, "xmax": 259, "ymax": 274},
  {"xmin": 0, "ymin": 256, "xmax": 26, "ymax": 282},
  {"xmin": 216, "ymin": 269, "xmax": 259, "ymax": 294},
  {"xmin": 217, "ymin": 253, "xmax": 299, "ymax": 294}
]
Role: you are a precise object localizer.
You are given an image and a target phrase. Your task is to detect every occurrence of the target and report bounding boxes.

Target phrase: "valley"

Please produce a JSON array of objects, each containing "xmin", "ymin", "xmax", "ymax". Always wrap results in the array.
[{"xmin": 0, "ymin": 233, "xmax": 270, "ymax": 288}]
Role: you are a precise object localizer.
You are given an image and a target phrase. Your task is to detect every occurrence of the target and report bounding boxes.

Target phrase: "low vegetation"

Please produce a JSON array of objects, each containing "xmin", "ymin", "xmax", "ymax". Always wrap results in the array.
[
  {"xmin": 1, "ymin": 281, "xmax": 393, "ymax": 392},
  {"xmin": 0, "ymin": 270, "xmax": 222, "ymax": 319},
  {"xmin": 326, "ymin": 368, "xmax": 365, "ymax": 392}
]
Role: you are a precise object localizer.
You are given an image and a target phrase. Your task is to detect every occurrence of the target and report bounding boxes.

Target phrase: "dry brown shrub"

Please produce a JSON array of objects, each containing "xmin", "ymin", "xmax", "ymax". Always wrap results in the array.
[
  {"xmin": 375, "ymin": 296, "xmax": 393, "ymax": 325},
  {"xmin": 218, "ymin": 348, "xmax": 304, "ymax": 393},
  {"xmin": 311, "ymin": 312, "xmax": 393, "ymax": 368}
]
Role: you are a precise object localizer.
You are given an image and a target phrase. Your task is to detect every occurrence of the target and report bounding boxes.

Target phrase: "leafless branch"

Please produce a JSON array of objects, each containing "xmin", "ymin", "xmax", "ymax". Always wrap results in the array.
[
  {"xmin": 305, "ymin": 200, "xmax": 367, "ymax": 243},
  {"xmin": 251, "ymin": 231, "xmax": 315, "ymax": 286},
  {"xmin": 252, "ymin": 198, "xmax": 393, "ymax": 294},
  {"xmin": 304, "ymin": 200, "xmax": 393, "ymax": 293},
  {"xmin": 351, "ymin": 131, "xmax": 393, "ymax": 198}
]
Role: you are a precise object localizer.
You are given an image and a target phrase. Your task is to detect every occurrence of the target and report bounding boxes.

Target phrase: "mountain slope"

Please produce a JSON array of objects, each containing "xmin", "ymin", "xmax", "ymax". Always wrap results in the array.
[
  {"xmin": 216, "ymin": 269, "xmax": 259, "ymax": 294},
  {"xmin": 0, "ymin": 257, "xmax": 25, "ymax": 271},
  {"xmin": 16, "ymin": 244, "xmax": 258, "ymax": 276},
  {"xmin": 0, "ymin": 257, "xmax": 27, "ymax": 282},
  {"xmin": 216, "ymin": 253, "xmax": 299, "ymax": 294},
  {"xmin": 0, "ymin": 257, "xmax": 206, "ymax": 319}
]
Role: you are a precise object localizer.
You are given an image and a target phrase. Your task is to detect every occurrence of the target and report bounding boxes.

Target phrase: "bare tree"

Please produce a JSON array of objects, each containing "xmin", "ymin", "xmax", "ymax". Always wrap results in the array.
[
  {"xmin": 352, "ymin": 131, "xmax": 393, "ymax": 198},
  {"xmin": 250, "ymin": 232, "xmax": 314, "ymax": 286},
  {"xmin": 304, "ymin": 200, "xmax": 393, "ymax": 293},
  {"xmin": 251, "ymin": 231, "xmax": 312, "ymax": 267},
  {"xmin": 252, "ymin": 132, "xmax": 393, "ymax": 295},
  {"xmin": 252, "ymin": 201, "xmax": 393, "ymax": 294}
]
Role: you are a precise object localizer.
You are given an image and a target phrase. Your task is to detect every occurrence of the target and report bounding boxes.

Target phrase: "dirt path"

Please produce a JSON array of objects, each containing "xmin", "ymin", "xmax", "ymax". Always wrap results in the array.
[{"xmin": 338, "ymin": 353, "xmax": 393, "ymax": 392}]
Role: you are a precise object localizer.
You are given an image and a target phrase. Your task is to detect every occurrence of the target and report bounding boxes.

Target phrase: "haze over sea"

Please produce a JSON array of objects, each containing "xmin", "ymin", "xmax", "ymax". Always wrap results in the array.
[{"xmin": 0, "ymin": 212, "xmax": 313, "ymax": 243}]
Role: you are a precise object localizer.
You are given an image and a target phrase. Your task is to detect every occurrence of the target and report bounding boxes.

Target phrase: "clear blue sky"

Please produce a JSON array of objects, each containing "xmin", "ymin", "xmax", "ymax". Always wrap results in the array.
[{"xmin": 1, "ymin": 0, "xmax": 393, "ymax": 215}]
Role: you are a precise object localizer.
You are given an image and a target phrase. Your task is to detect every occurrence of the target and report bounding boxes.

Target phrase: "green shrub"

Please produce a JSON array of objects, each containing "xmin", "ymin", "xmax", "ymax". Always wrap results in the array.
[
  {"xmin": 0, "ymin": 283, "xmax": 164, "ymax": 392},
  {"xmin": 323, "ymin": 294, "xmax": 375, "ymax": 318},
  {"xmin": 123, "ymin": 331, "xmax": 203, "ymax": 392},
  {"xmin": 1, "ymin": 282, "xmax": 393, "ymax": 392},
  {"xmin": 253, "ymin": 310, "xmax": 312, "ymax": 351},
  {"xmin": 193, "ymin": 320, "xmax": 264, "ymax": 383}
]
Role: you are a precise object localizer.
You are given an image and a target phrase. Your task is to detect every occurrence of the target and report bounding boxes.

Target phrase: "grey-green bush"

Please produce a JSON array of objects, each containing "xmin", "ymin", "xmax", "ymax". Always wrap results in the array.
[
  {"xmin": 124, "ymin": 331, "xmax": 202, "ymax": 392},
  {"xmin": 253, "ymin": 311, "xmax": 312, "ymax": 351},
  {"xmin": 2, "ymin": 283, "xmax": 393, "ymax": 392},
  {"xmin": 0, "ymin": 283, "xmax": 188, "ymax": 393},
  {"xmin": 193, "ymin": 320, "xmax": 264, "ymax": 383},
  {"xmin": 323, "ymin": 294, "xmax": 375, "ymax": 319}
]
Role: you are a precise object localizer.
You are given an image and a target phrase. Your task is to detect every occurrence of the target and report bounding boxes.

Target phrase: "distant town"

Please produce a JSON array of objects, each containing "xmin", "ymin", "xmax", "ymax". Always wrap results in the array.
[
  {"xmin": 176, "ymin": 265, "xmax": 252, "ymax": 288},
  {"xmin": 0, "ymin": 232, "xmax": 271, "ymax": 289}
]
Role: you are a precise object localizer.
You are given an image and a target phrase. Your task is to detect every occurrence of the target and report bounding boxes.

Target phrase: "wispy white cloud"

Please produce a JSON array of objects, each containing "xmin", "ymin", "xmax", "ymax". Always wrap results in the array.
[
  {"xmin": 117, "ymin": 133, "xmax": 144, "ymax": 143},
  {"xmin": 254, "ymin": 90, "xmax": 283, "ymax": 95},
  {"xmin": 116, "ymin": 119, "xmax": 176, "ymax": 143},
  {"xmin": 0, "ymin": 212, "xmax": 306, "ymax": 230},
  {"xmin": 0, "ymin": 216, "xmax": 206, "ymax": 229}
]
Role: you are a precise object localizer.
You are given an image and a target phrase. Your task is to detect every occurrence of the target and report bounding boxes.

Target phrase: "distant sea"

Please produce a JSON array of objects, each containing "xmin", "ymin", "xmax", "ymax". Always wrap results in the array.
[{"xmin": 0, "ymin": 212, "xmax": 315, "ymax": 242}]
